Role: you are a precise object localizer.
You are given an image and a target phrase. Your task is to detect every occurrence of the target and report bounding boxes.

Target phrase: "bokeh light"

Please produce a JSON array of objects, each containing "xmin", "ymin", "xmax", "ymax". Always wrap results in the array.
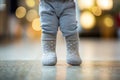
[
  {"xmin": 32, "ymin": 18, "xmax": 41, "ymax": 31},
  {"xmin": 15, "ymin": 6, "xmax": 26, "ymax": 18},
  {"xmin": 78, "ymin": 0, "xmax": 95, "ymax": 10},
  {"xmin": 26, "ymin": 9, "xmax": 38, "ymax": 22},
  {"xmin": 103, "ymin": 15, "xmax": 114, "ymax": 28},
  {"xmin": 97, "ymin": 0, "xmax": 113, "ymax": 10},
  {"xmin": 26, "ymin": 24, "xmax": 41, "ymax": 39},
  {"xmin": 80, "ymin": 11, "xmax": 96, "ymax": 30},
  {"xmin": 25, "ymin": 0, "xmax": 35, "ymax": 8},
  {"xmin": 91, "ymin": 6, "xmax": 102, "ymax": 16}
]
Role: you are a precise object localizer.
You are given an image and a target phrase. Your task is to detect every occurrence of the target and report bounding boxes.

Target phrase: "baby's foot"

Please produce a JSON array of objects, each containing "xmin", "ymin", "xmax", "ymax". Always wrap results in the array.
[
  {"xmin": 65, "ymin": 34, "xmax": 82, "ymax": 66},
  {"xmin": 42, "ymin": 53, "xmax": 57, "ymax": 66},
  {"xmin": 67, "ymin": 52, "xmax": 82, "ymax": 66}
]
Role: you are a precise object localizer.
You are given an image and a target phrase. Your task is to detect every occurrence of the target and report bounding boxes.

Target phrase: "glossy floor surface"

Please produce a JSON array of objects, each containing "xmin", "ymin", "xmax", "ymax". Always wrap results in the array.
[
  {"xmin": 0, "ymin": 38, "xmax": 120, "ymax": 80},
  {"xmin": 0, "ymin": 61, "xmax": 120, "ymax": 80}
]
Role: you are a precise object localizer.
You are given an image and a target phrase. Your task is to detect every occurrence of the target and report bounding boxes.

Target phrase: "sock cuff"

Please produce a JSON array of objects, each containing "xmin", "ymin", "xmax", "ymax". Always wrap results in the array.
[
  {"xmin": 65, "ymin": 33, "xmax": 79, "ymax": 40},
  {"xmin": 41, "ymin": 33, "xmax": 56, "ymax": 40}
]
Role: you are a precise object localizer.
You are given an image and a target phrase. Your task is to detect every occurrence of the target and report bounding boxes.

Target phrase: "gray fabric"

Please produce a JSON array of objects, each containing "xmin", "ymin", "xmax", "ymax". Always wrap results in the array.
[
  {"xmin": 42, "ymin": 0, "xmax": 73, "ymax": 2},
  {"xmin": 39, "ymin": 0, "xmax": 77, "ymax": 36},
  {"xmin": 41, "ymin": 33, "xmax": 57, "ymax": 40},
  {"xmin": 39, "ymin": 0, "xmax": 81, "ymax": 66},
  {"xmin": 41, "ymin": 33, "xmax": 57, "ymax": 66},
  {"xmin": 65, "ymin": 33, "xmax": 82, "ymax": 65}
]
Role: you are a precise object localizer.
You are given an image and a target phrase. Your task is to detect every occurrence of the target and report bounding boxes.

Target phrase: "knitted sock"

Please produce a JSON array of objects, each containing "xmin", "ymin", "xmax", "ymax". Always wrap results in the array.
[
  {"xmin": 41, "ymin": 33, "xmax": 57, "ymax": 66},
  {"xmin": 65, "ymin": 33, "xmax": 82, "ymax": 66}
]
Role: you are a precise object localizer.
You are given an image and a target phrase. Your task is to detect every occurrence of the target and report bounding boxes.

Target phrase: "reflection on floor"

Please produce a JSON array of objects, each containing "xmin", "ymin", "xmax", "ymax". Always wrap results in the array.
[
  {"xmin": 0, "ymin": 61, "xmax": 120, "ymax": 80},
  {"xmin": 0, "ymin": 38, "xmax": 120, "ymax": 80}
]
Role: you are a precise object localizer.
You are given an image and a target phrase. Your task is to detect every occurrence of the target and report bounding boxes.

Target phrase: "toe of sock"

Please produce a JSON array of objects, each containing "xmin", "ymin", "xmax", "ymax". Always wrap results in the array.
[
  {"xmin": 42, "ymin": 55, "xmax": 57, "ymax": 66},
  {"xmin": 67, "ymin": 56, "xmax": 82, "ymax": 66},
  {"xmin": 67, "ymin": 60, "xmax": 82, "ymax": 66}
]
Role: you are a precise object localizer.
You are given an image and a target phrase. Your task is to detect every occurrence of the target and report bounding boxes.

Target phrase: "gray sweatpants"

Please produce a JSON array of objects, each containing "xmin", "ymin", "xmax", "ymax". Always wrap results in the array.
[{"xmin": 39, "ymin": 0, "xmax": 77, "ymax": 36}]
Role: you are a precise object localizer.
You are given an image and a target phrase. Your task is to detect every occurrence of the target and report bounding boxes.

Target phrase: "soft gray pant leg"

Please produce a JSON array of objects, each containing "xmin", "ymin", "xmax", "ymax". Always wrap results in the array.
[
  {"xmin": 60, "ymin": 1, "xmax": 77, "ymax": 37},
  {"xmin": 39, "ymin": 1, "xmax": 58, "ymax": 35}
]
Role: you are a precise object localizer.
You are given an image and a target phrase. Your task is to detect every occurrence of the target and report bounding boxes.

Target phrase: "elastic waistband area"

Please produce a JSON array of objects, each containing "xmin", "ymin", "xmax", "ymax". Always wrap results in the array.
[{"xmin": 40, "ymin": 0, "xmax": 74, "ymax": 2}]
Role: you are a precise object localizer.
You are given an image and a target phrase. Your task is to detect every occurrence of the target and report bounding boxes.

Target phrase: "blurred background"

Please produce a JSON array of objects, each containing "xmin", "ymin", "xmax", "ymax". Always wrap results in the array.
[
  {"xmin": 0, "ymin": 0, "xmax": 41, "ymax": 41},
  {"xmin": 0, "ymin": 1, "xmax": 120, "ymax": 79},
  {"xmin": 0, "ymin": 0, "xmax": 120, "ymax": 60},
  {"xmin": 0, "ymin": 0, "xmax": 120, "ymax": 41}
]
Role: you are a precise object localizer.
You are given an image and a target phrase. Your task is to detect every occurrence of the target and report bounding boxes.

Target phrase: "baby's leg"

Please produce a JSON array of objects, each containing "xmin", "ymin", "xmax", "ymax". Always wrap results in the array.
[
  {"xmin": 39, "ymin": 1, "xmax": 58, "ymax": 66},
  {"xmin": 65, "ymin": 33, "xmax": 82, "ymax": 66},
  {"xmin": 60, "ymin": 1, "xmax": 82, "ymax": 65}
]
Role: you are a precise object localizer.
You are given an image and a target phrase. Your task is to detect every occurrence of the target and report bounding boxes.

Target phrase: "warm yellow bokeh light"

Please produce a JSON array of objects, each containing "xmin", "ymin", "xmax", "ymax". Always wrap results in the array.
[
  {"xmin": 78, "ymin": 0, "xmax": 95, "ymax": 10},
  {"xmin": 97, "ymin": 0, "xmax": 113, "ymax": 10},
  {"xmin": 80, "ymin": 11, "xmax": 96, "ymax": 30},
  {"xmin": 103, "ymin": 15, "xmax": 114, "ymax": 28},
  {"xmin": 15, "ymin": 6, "xmax": 26, "ymax": 18},
  {"xmin": 26, "ymin": 9, "xmax": 38, "ymax": 22},
  {"xmin": 25, "ymin": 0, "xmax": 35, "ymax": 8},
  {"xmin": 91, "ymin": 6, "xmax": 102, "ymax": 16},
  {"xmin": 32, "ymin": 18, "xmax": 41, "ymax": 31}
]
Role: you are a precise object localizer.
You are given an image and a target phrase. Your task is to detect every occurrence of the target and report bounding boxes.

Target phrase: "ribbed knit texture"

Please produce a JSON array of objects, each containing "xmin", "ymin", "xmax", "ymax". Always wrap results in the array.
[
  {"xmin": 41, "ymin": 33, "xmax": 57, "ymax": 66},
  {"xmin": 65, "ymin": 33, "xmax": 82, "ymax": 66}
]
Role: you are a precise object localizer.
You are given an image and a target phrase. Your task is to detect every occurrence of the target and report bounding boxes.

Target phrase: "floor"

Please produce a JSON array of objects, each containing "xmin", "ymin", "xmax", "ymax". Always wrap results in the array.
[
  {"xmin": 0, "ymin": 61, "xmax": 120, "ymax": 80},
  {"xmin": 0, "ymin": 37, "xmax": 120, "ymax": 80}
]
